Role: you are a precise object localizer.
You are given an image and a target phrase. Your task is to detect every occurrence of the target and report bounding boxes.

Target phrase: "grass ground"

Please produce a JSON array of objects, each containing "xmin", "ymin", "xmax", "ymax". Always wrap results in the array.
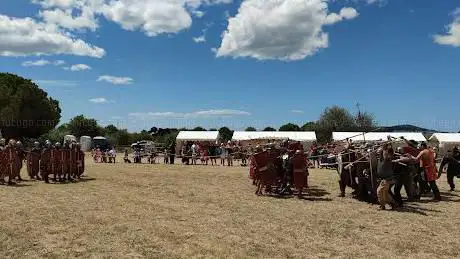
[{"xmin": 1, "ymin": 156, "xmax": 460, "ymax": 258}]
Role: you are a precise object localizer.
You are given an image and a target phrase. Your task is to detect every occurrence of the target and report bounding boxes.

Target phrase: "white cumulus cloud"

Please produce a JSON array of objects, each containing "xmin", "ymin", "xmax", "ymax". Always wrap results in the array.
[
  {"xmin": 65, "ymin": 63, "xmax": 92, "ymax": 71},
  {"xmin": 434, "ymin": 8, "xmax": 460, "ymax": 48},
  {"xmin": 89, "ymin": 97, "xmax": 110, "ymax": 103},
  {"xmin": 22, "ymin": 59, "xmax": 66, "ymax": 66},
  {"xmin": 0, "ymin": 14, "xmax": 105, "ymax": 58},
  {"xmin": 97, "ymin": 75, "xmax": 134, "ymax": 85},
  {"xmin": 39, "ymin": 7, "xmax": 98, "ymax": 31},
  {"xmin": 216, "ymin": 0, "xmax": 359, "ymax": 61},
  {"xmin": 325, "ymin": 7, "xmax": 359, "ymax": 25}
]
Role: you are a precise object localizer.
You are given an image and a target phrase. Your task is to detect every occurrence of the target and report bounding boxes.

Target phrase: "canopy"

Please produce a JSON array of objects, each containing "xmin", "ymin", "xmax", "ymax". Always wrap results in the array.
[
  {"xmin": 429, "ymin": 133, "xmax": 460, "ymax": 143},
  {"xmin": 176, "ymin": 131, "xmax": 220, "ymax": 142},
  {"xmin": 332, "ymin": 132, "xmax": 426, "ymax": 142},
  {"xmin": 232, "ymin": 131, "xmax": 316, "ymax": 142}
]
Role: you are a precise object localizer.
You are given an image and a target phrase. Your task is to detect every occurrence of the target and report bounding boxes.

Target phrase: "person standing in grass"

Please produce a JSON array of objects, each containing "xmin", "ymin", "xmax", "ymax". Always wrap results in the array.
[{"xmin": 376, "ymin": 146, "xmax": 397, "ymax": 210}]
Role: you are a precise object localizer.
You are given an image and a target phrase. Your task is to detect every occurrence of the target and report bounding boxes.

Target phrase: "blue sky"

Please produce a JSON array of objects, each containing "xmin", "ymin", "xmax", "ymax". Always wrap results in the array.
[{"xmin": 1, "ymin": 0, "xmax": 460, "ymax": 132}]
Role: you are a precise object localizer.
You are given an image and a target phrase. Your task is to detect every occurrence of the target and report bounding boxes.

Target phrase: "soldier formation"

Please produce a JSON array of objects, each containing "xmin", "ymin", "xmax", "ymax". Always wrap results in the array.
[{"xmin": 0, "ymin": 138, "xmax": 85, "ymax": 185}]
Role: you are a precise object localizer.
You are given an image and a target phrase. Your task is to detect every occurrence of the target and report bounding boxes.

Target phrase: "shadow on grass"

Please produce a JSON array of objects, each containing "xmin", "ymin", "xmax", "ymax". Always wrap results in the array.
[
  {"xmin": 393, "ymin": 204, "xmax": 442, "ymax": 216},
  {"xmin": 1, "ymin": 182, "xmax": 32, "ymax": 187},
  {"xmin": 46, "ymin": 177, "xmax": 97, "ymax": 185},
  {"xmin": 262, "ymin": 186, "xmax": 332, "ymax": 202}
]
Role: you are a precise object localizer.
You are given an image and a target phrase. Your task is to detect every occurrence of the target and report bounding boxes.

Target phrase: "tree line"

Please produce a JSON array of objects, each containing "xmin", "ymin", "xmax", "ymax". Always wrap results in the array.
[{"xmin": 0, "ymin": 73, "xmax": 377, "ymax": 145}]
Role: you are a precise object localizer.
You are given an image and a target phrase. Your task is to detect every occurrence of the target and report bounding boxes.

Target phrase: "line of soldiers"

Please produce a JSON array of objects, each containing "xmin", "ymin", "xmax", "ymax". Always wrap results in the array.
[{"xmin": 0, "ymin": 138, "xmax": 85, "ymax": 185}]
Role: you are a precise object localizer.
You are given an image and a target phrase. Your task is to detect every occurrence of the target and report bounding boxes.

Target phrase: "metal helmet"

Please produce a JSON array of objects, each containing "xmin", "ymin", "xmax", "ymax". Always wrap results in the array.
[
  {"xmin": 8, "ymin": 139, "xmax": 16, "ymax": 147},
  {"xmin": 34, "ymin": 141, "xmax": 40, "ymax": 148},
  {"xmin": 0, "ymin": 138, "xmax": 5, "ymax": 145},
  {"xmin": 45, "ymin": 140, "xmax": 51, "ymax": 146},
  {"xmin": 16, "ymin": 141, "xmax": 22, "ymax": 147},
  {"xmin": 55, "ymin": 142, "xmax": 61, "ymax": 147}
]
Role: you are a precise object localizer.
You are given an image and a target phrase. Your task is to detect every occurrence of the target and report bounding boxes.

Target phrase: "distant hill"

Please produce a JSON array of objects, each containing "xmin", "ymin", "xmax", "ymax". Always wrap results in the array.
[{"xmin": 377, "ymin": 124, "xmax": 441, "ymax": 133}]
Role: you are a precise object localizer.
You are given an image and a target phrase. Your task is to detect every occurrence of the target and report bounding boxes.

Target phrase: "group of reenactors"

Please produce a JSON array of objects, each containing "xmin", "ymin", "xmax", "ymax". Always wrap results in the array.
[
  {"xmin": 0, "ymin": 138, "xmax": 85, "ymax": 185},
  {"xmin": 249, "ymin": 140, "xmax": 309, "ymax": 197},
  {"xmin": 248, "ymin": 136, "xmax": 460, "ymax": 210}
]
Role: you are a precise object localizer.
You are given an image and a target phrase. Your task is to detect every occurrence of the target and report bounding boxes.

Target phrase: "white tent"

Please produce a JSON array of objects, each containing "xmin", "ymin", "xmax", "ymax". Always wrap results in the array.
[
  {"xmin": 176, "ymin": 131, "xmax": 220, "ymax": 142},
  {"xmin": 332, "ymin": 132, "xmax": 426, "ymax": 142},
  {"xmin": 232, "ymin": 131, "xmax": 317, "ymax": 149},
  {"xmin": 175, "ymin": 131, "xmax": 220, "ymax": 154},
  {"xmin": 429, "ymin": 133, "xmax": 460, "ymax": 155}
]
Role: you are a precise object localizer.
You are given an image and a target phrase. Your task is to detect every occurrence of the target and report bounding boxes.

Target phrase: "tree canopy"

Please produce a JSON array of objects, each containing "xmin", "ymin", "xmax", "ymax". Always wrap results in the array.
[
  {"xmin": 0, "ymin": 73, "xmax": 61, "ymax": 139},
  {"xmin": 219, "ymin": 126, "xmax": 233, "ymax": 142},
  {"xmin": 263, "ymin": 127, "xmax": 276, "ymax": 131},
  {"xmin": 279, "ymin": 123, "xmax": 301, "ymax": 132},
  {"xmin": 67, "ymin": 115, "xmax": 104, "ymax": 138},
  {"xmin": 245, "ymin": 127, "xmax": 257, "ymax": 131}
]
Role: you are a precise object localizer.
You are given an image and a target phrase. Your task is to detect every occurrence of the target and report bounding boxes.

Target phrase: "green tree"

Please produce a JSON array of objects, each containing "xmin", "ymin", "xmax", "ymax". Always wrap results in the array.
[
  {"xmin": 104, "ymin": 124, "xmax": 119, "ymax": 135},
  {"xmin": 279, "ymin": 123, "xmax": 301, "ymax": 132},
  {"xmin": 67, "ymin": 115, "xmax": 103, "ymax": 138},
  {"xmin": 263, "ymin": 127, "xmax": 276, "ymax": 131},
  {"xmin": 39, "ymin": 124, "xmax": 70, "ymax": 144},
  {"xmin": 192, "ymin": 126, "xmax": 207, "ymax": 131},
  {"xmin": 245, "ymin": 127, "xmax": 257, "ymax": 131},
  {"xmin": 355, "ymin": 111, "xmax": 376, "ymax": 132},
  {"xmin": 209, "ymin": 128, "xmax": 218, "ymax": 131},
  {"xmin": 301, "ymin": 121, "xmax": 317, "ymax": 131},
  {"xmin": 219, "ymin": 126, "xmax": 233, "ymax": 142},
  {"xmin": 0, "ymin": 73, "xmax": 61, "ymax": 139}
]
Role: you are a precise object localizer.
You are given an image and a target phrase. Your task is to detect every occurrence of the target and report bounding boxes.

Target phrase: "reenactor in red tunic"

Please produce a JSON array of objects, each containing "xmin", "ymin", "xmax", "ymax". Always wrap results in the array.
[
  {"xmin": 76, "ymin": 143, "xmax": 85, "ymax": 178},
  {"xmin": 27, "ymin": 141, "xmax": 42, "ymax": 180},
  {"xmin": 0, "ymin": 138, "xmax": 6, "ymax": 184},
  {"xmin": 69, "ymin": 142, "xmax": 78, "ymax": 179},
  {"xmin": 53, "ymin": 142, "xmax": 63, "ymax": 182},
  {"xmin": 40, "ymin": 140, "xmax": 53, "ymax": 183},
  {"xmin": 14, "ymin": 141, "xmax": 24, "ymax": 182}
]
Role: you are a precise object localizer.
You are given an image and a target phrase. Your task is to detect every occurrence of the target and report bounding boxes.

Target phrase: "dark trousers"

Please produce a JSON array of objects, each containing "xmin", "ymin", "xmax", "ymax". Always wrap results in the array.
[
  {"xmin": 170, "ymin": 155, "xmax": 175, "ymax": 164},
  {"xmin": 447, "ymin": 172, "xmax": 456, "ymax": 190},
  {"xmin": 429, "ymin": 181, "xmax": 441, "ymax": 200},
  {"xmin": 393, "ymin": 176, "xmax": 414, "ymax": 205}
]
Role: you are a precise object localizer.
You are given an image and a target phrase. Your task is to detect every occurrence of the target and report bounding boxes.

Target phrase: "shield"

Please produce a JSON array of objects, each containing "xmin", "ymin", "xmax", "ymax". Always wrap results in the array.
[
  {"xmin": 291, "ymin": 154, "xmax": 309, "ymax": 190},
  {"xmin": 337, "ymin": 153, "xmax": 343, "ymax": 175},
  {"xmin": 27, "ymin": 150, "xmax": 41, "ymax": 178}
]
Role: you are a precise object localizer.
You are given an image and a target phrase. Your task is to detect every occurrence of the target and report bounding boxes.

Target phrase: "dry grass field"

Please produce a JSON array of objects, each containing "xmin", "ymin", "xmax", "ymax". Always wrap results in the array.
[{"xmin": 1, "ymin": 155, "xmax": 460, "ymax": 259}]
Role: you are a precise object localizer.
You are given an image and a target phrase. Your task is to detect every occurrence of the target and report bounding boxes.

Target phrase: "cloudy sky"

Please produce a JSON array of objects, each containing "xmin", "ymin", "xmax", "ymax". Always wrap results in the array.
[{"xmin": 1, "ymin": 0, "xmax": 460, "ymax": 132}]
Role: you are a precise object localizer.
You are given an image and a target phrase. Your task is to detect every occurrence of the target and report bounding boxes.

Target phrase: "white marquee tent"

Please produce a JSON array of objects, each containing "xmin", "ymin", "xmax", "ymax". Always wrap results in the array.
[
  {"xmin": 175, "ymin": 131, "xmax": 220, "ymax": 154},
  {"xmin": 176, "ymin": 131, "xmax": 220, "ymax": 142},
  {"xmin": 428, "ymin": 133, "xmax": 460, "ymax": 155},
  {"xmin": 332, "ymin": 132, "xmax": 427, "ymax": 143}
]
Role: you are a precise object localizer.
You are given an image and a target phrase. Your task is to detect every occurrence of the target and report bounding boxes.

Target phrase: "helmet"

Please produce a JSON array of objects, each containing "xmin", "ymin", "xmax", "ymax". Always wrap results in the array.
[
  {"xmin": 45, "ymin": 140, "xmax": 51, "ymax": 146},
  {"xmin": 34, "ymin": 141, "xmax": 40, "ymax": 148},
  {"xmin": 8, "ymin": 139, "xmax": 16, "ymax": 147},
  {"xmin": 16, "ymin": 141, "xmax": 22, "ymax": 147},
  {"xmin": 0, "ymin": 138, "xmax": 5, "ymax": 145},
  {"xmin": 55, "ymin": 142, "xmax": 61, "ymax": 147}
]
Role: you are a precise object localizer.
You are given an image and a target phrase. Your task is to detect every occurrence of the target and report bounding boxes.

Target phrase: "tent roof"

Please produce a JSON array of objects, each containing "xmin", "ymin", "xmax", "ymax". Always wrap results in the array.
[
  {"xmin": 332, "ymin": 132, "xmax": 426, "ymax": 142},
  {"xmin": 429, "ymin": 133, "xmax": 460, "ymax": 143},
  {"xmin": 176, "ymin": 131, "xmax": 219, "ymax": 141},
  {"xmin": 232, "ymin": 131, "xmax": 316, "ymax": 141}
]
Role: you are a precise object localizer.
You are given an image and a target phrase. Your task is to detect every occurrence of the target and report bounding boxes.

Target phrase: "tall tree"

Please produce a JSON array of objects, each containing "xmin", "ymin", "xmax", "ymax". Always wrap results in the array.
[
  {"xmin": 279, "ymin": 123, "xmax": 301, "ymax": 132},
  {"xmin": 263, "ymin": 127, "xmax": 276, "ymax": 131},
  {"xmin": 219, "ymin": 126, "xmax": 233, "ymax": 142},
  {"xmin": 105, "ymin": 124, "xmax": 119, "ymax": 135},
  {"xmin": 0, "ymin": 73, "xmax": 61, "ymax": 139},
  {"xmin": 67, "ymin": 115, "xmax": 103, "ymax": 138},
  {"xmin": 245, "ymin": 127, "xmax": 257, "ymax": 131}
]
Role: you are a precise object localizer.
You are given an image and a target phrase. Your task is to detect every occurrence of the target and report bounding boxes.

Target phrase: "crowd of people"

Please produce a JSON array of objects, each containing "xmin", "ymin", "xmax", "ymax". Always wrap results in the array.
[
  {"xmin": 0, "ymin": 138, "xmax": 85, "ymax": 185},
  {"xmin": 91, "ymin": 147, "xmax": 117, "ymax": 163}
]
